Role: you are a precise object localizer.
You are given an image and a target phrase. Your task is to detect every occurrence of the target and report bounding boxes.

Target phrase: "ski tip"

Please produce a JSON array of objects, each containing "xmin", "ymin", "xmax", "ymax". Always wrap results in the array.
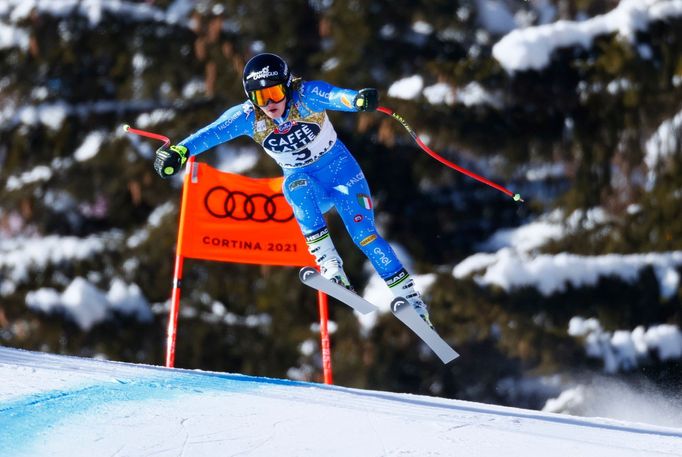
[
  {"xmin": 122, "ymin": 124, "xmax": 130, "ymax": 132},
  {"xmin": 442, "ymin": 352, "xmax": 460, "ymax": 364}
]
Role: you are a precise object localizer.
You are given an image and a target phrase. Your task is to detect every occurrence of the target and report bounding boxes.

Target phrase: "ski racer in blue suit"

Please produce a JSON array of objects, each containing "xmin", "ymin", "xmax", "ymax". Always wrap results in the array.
[{"xmin": 154, "ymin": 53, "xmax": 431, "ymax": 326}]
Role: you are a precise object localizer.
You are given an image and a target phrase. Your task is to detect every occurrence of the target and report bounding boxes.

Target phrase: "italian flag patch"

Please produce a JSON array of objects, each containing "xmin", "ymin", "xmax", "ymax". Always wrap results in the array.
[{"xmin": 357, "ymin": 194, "xmax": 372, "ymax": 210}]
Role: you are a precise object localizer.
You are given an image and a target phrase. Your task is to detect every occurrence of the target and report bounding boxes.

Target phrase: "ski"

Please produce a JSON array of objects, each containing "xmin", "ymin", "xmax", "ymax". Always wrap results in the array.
[
  {"xmin": 299, "ymin": 267, "xmax": 379, "ymax": 315},
  {"xmin": 391, "ymin": 298, "xmax": 460, "ymax": 364},
  {"xmin": 300, "ymin": 267, "xmax": 459, "ymax": 363}
]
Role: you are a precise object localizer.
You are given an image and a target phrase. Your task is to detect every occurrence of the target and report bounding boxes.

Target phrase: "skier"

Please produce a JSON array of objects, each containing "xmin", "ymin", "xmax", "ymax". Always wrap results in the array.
[{"xmin": 154, "ymin": 53, "xmax": 432, "ymax": 326}]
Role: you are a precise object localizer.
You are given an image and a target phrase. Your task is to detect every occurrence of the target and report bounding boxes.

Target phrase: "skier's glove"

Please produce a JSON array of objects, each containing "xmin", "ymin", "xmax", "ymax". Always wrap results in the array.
[
  {"xmin": 354, "ymin": 88, "xmax": 378, "ymax": 112},
  {"xmin": 154, "ymin": 144, "xmax": 188, "ymax": 178}
]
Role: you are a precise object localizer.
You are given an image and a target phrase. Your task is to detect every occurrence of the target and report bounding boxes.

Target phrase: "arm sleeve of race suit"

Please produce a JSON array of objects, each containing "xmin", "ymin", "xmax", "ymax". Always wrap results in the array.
[
  {"xmin": 300, "ymin": 80, "xmax": 361, "ymax": 113},
  {"xmin": 178, "ymin": 102, "xmax": 256, "ymax": 156}
]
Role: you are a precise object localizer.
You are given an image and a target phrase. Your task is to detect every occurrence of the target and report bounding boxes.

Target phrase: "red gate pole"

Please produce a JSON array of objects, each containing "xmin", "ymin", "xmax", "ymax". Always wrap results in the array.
[
  {"xmin": 165, "ymin": 156, "xmax": 196, "ymax": 368},
  {"xmin": 166, "ymin": 254, "xmax": 184, "ymax": 367},
  {"xmin": 317, "ymin": 290, "xmax": 333, "ymax": 384}
]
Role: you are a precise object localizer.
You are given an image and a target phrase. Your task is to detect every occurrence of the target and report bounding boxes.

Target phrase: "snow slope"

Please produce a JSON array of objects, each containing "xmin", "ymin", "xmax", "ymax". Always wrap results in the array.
[{"xmin": 1, "ymin": 347, "xmax": 681, "ymax": 457}]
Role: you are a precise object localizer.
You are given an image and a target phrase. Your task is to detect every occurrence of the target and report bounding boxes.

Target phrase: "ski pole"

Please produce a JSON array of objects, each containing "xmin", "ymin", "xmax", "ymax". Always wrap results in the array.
[
  {"xmin": 376, "ymin": 106, "xmax": 523, "ymax": 202},
  {"xmin": 122, "ymin": 124, "xmax": 171, "ymax": 148}
]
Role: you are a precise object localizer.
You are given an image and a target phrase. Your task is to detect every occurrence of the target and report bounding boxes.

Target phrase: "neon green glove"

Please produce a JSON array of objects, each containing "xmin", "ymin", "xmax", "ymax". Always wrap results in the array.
[
  {"xmin": 154, "ymin": 145, "xmax": 188, "ymax": 178},
  {"xmin": 353, "ymin": 88, "xmax": 379, "ymax": 111}
]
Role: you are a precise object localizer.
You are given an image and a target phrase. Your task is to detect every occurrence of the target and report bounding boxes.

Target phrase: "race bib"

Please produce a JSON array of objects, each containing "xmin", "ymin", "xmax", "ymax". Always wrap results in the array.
[{"xmin": 261, "ymin": 113, "xmax": 337, "ymax": 168}]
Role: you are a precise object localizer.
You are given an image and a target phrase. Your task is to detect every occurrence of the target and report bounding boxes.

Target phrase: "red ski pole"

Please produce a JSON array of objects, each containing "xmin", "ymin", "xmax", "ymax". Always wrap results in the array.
[
  {"xmin": 123, "ymin": 124, "xmax": 171, "ymax": 148},
  {"xmin": 377, "ymin": 106, "xmax": 523, "ymax": 202},
  {"xmin": 123, "ymin": 124, "xmax": 181, "ymax": 367}
]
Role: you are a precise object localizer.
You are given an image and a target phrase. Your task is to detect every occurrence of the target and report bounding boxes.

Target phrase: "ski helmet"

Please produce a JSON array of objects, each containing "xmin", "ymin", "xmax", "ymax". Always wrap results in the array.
[{"xmin": 242, "ymin": 53, "xmax": 291, "ymax": 96}]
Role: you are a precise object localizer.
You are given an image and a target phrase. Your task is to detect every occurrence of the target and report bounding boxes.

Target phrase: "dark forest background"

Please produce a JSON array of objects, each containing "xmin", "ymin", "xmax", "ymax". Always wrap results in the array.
[{"xmin": 1, "ymin": 0, "xmax": 681, "ymax": 410}]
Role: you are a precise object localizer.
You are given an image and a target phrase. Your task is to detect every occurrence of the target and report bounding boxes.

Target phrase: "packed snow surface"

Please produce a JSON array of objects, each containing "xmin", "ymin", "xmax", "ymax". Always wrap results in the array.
[{"xmin": 1, "ymin": 347, "xmax": 681, "ymax": 456}]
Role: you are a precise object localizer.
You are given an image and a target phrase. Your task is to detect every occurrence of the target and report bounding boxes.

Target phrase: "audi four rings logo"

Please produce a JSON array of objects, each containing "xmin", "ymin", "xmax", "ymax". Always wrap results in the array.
[{"xmin": 204, "ymin": 186, "xmax": 294, "ymax": 223}]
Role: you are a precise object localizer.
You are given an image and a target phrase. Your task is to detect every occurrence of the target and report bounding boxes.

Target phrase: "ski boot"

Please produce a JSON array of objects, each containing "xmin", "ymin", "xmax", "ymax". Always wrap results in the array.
[
  {"xmin": 321, "ymin": 258, "xmax": 354, "ymax": 292},
  {"xmin": 387, "ymin": 270, "xmax": 433, "ymax": 328},
  {"xmin": 305, "ymin": 228, "xmax": 354, "ymax": 291},
  {"xmin": 406, "ymin": 294, "xmax": 433, "ymax": 329}
]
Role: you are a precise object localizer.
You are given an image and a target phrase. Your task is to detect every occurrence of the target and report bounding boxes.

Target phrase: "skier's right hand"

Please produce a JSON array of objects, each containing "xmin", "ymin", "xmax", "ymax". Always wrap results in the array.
[{"xmin": 154, "ymin": 144, "xmax": 188, "ymax": 178}]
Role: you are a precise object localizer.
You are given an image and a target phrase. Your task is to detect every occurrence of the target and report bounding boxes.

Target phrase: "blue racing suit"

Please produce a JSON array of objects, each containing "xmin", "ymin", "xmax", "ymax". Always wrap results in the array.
[{"xmin": 179, "ymin": 79, "xmax": 407, "ymax": 284}]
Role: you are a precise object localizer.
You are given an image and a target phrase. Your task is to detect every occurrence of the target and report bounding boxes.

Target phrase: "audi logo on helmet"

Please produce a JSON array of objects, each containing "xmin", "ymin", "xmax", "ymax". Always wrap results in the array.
[{"xmin": 204, "ymin": 186, "xmax": 295, "ymax": 223}]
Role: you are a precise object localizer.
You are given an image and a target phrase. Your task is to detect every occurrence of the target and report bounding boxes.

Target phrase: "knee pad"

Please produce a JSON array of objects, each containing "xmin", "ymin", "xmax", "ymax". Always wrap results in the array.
[
  {"xmin": 282, "ymin": 173, "xmax": 327, "ymax": 232},
  {"xmin": 283, "ymin": 173, "xmax": 315, "ymax": 203}
]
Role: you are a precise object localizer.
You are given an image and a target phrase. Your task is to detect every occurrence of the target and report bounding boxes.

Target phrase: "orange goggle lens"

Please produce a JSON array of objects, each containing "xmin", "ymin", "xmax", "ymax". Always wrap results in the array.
[{"xmin": 249, "ymin": 84, "xmax": 287, "ymax": 107}]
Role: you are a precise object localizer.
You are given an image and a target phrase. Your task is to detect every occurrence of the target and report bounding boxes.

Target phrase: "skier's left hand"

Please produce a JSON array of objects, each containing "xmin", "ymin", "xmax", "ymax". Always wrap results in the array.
[{"xmin": 354, "ymin": 88, "xmax": 378, "ymax": 112}]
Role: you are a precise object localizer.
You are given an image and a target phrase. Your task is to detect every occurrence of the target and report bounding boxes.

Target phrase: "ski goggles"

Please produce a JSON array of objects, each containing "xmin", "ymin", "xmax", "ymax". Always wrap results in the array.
[{"xmin": 248, "ymin": 83, "xmax": 287, "ymax": 107}]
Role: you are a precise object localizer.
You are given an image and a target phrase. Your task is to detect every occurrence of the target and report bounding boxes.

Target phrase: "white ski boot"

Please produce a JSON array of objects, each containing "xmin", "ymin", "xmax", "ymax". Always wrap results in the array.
[
  {"xmin": 306, "ymin": 228, "xmax": 354, "ymax": 291},
  {"xmin": 405, "ymin": 293, "xmax": 433, "ymax": 328},
  {"xmin": 387, "ymin": 270, "xmax": 433, "ymax": 328},
  {"xmin": 321, "ymin": 257, "xmax": 354, "ymax": 291}
]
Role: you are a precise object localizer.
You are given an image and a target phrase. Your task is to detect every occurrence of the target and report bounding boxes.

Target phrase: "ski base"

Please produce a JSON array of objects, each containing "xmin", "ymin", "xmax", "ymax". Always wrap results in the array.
[
  {"xmin": 299, "ymin": 267, "xmax": 379, "ymax": 315},
  {"xmin": 391, "ymin": 298, "xmax": 459, "ymax": 364}
]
